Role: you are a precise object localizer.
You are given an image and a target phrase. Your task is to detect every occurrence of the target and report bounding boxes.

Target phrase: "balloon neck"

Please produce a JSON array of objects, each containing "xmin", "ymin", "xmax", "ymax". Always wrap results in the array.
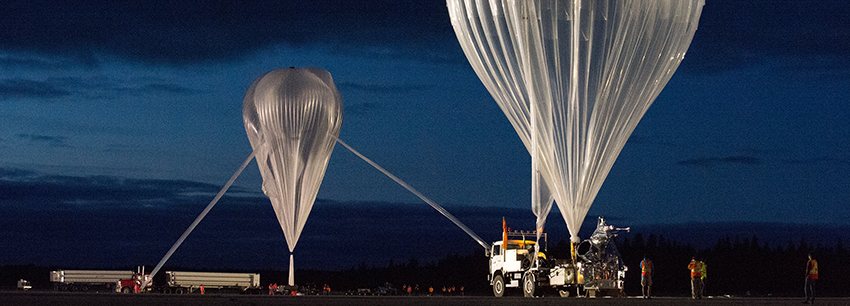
[
  {"xmin": 570, "ymin": 241, "xmax": 577, "ymax": 264},
  {"xmin": 289, "ymin": 254, "xmax": 295, "ymax": 287}
]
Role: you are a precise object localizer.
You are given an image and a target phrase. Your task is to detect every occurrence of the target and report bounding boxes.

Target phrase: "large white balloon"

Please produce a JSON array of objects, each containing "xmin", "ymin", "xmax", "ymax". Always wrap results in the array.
[
  {"xmin": 448, "ymin": 0, "xmax": 703, "ymax": 242},
  {"xmin": 243, "ymin": 67, "xmax": 343, "ymax": 285}
]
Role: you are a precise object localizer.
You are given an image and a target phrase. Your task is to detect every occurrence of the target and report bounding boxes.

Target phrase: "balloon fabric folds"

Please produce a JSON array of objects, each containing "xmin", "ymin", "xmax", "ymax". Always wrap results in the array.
[
  {"xmin": 243, "ymin": 67, "xmax": 343, "ymax": 285},
  {"xmin": 448, "ymin": 0, "xmax": 703, "ymax": 242}
]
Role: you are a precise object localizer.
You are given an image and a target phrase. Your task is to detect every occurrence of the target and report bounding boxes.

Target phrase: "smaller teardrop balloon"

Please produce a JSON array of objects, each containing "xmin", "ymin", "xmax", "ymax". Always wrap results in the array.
[{"xmin": 243, "ymin": 67, "xmax": 343, "ymax": 286}]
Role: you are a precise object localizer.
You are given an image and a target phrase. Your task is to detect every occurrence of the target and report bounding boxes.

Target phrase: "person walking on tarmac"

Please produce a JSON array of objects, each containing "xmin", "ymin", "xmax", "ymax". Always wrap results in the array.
[
  {"xmin": 688, "ymin": 256, "xmax": 703, "ymax": 299},
  {"xmin": 804, "ymin": 253, "xmax": 818, "ymax": 304},
  {"xmin": 640, "ymin": 254, "xmax": 653, "ymax": 299}
]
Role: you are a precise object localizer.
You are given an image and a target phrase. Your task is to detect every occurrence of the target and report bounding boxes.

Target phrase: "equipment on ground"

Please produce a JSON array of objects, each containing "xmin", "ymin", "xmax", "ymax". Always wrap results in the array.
[
  {"xmin": 158, "ymin": 271, "xmax": 262, "ymax": 294},
  {"xmin": 50, "ymin": 268, "xmax": 150, "ymax": 293},
  {"xmin": 488, "ymin": 217, "xmax": 628, "ymax": 297},
  {"xmin": 17, "ymin": 279, "xmax": 32, "ymax": 290}
]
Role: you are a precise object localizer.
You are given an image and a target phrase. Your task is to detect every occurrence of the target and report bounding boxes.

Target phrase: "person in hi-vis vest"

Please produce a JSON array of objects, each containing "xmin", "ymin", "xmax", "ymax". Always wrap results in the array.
[
  {"xmin": 805, "ymin": 253, "xmax": 818, "ymax": 304},
  {"xmin": 640, "ymin": 255, "xmax": 652, "ymax": 299}
]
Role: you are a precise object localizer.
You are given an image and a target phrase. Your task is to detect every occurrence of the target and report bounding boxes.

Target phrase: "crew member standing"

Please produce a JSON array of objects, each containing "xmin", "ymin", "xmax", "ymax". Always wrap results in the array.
[
  {"xmin": 688, "ymin": 257, "xmax": 703, "ymax": 299},
  {"xmin": 640, "ymin": 255, "xmax": 653, "ymax": 299},
  {"xmin": 805, "ymin": 253, "xmax": 818, "ymax": 304}
]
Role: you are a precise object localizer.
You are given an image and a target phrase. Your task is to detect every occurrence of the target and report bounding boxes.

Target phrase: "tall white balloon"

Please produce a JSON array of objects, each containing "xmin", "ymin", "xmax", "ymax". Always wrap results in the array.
[
  {"xmin": 243, "ymin": 67, "xmax": 343, "ymax": 286},
  {"xmin": 448, "ymin": 0, "xmax": 703, "ymax": 242}
]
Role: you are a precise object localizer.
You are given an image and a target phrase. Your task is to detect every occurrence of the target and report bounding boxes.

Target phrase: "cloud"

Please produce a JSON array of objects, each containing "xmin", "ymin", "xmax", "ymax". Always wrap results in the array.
[
  {"xmin": 0, "ymin": 53, "xmax": 93, "ymax": 70},
  {"xmin": 624, "ymin": 135, "xmax": 679, "ymax": 148},
  {"xmin": 16, "ymin": 134, "xmax": 71, "ymax": 148},
  {"xmin": 0, "ymin": 167, "xmax": 258, "ymax": 208},
  {"xmin": 676, "ymin": 155, "xmax": 762, "ymax": 168},
  {"xmin": 335, "ymin": 82, "xmax": 432, "ymax": 116},
  {"xmin": 337, "ymin": 82, "xmax": 431, "ymax": 94},
  {"xmin": 0, "ymin": 0, "xmax": 456, "ymax": 66},
  {"xmin": 782, "ymin": 157, "xmax": 850, "ymax": 165},
  {"xmin": 0, "ymin": 76, "xmax": 194, "ymax": 102},
  {"xmin": 658, "ymin": 0, "xmax": 850, "ymax": 74},
  {"xmin": 0, "ymin": 167, "xmax": 37, "ymax": 179},
  {"xmin": 343, "ymin": 102, "xmax": 382, "ymax": 117},
  {"xmin": 0, "ymin": 79, "xmax": 71, "ymax": 100},
  {"xmin": 140, "ymin": 83, "xmax": 194, "ymax": 94},
  {"xmin": 6, "ymin": 0, "xmax": 843, "ymax": 72}
]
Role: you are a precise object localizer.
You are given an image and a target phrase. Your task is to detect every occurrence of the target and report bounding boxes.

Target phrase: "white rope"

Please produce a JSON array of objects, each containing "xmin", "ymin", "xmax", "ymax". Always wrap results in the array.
[
  {"xmin": 334, "ymin": 137, "xmax": 489, "ymax": 250},
  {"xmin": 142, "ymin": 151, "xmax": 256, "ymax": 288}
]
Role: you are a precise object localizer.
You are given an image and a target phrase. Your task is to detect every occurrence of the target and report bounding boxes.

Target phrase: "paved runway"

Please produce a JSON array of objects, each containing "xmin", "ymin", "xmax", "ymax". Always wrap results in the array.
[{"xmin": 2, "ymin": 291, "xmax": 846, "ymax": 306}]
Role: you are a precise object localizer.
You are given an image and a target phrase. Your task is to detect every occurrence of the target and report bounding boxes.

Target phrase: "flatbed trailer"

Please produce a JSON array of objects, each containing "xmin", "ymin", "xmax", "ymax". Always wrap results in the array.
[
  {"xmin": 50, "ymin": 269, "xmax": 149, "ymax": 293},
  {"xmin": 159, "ymin": 271, "xmax": 262, "ymax": 294}
]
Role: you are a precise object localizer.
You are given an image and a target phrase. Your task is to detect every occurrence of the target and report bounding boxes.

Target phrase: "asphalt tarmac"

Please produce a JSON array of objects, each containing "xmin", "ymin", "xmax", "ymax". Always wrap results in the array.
[{"xmin": 2, "ymin": 291, "xmax": 848, "ymax": 306}]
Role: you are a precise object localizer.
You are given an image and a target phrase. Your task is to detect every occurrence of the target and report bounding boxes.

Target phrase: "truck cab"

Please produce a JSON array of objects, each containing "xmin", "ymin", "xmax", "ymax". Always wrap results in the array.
[
  {"xmin": 488, "ymin": 232, "xmax": 544, "ymax": 297},
  {"xmin": 17, "ymin": 279, "xmax": 32, "ymax": 290},
  {"xmin": 117, "ymin": 272, "xmax": 152, "ymax": 293}
]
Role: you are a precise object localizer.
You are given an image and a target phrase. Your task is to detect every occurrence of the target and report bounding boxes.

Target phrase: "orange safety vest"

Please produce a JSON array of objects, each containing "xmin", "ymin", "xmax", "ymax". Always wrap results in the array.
[
  {"xmin": 641, "ymin": 260, "xmax": 652, "ymax": 277},
  {"xmin": 807, "ymin": 259, "xmax": 818, "ymax": 279},
  {"xmin": 688, "ymin": 261, "xmax": 702, "ymax": 278}
]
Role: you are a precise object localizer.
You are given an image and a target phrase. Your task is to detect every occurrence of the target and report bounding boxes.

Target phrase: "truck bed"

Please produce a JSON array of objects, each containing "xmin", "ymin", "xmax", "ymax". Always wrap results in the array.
[
  {"xmin": 51, "ymin": 270, "xmax": 134, "ymax": 283},
  {"xmin": 165, "ymin": 271, "xmax": 260, "ymax": 288}
]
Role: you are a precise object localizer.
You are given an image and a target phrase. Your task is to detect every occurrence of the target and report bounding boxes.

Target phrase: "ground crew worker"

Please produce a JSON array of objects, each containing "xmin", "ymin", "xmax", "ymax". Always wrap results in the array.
[
  {"xmin": 268, "ymin": 283, "xmax": 273, "ymax": 295},
  {"xmin": 805, "ymin": 253, "xmax": 818, "ymax": 304},
  {"xmin": 200, "ymin": 285, "xmax": 205, "ymax": 295},
  {"xmin": 640, "ymin": 254, "xmax": 653, "ymax": 299},
  {"xmin": 688, "ymin": 256, "xmax": 703, "ymax": 299}
]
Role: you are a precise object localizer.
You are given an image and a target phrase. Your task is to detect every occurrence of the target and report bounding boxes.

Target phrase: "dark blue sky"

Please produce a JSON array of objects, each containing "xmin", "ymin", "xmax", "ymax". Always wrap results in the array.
[{"xmin": 1, "ymin": 0, "xmax": 849, "ymax": 268}]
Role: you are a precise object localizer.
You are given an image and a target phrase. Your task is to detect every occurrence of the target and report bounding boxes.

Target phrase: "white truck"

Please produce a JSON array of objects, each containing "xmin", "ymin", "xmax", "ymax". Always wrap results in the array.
[
  {"xmin": 488, "ymin": 216, "xmax": 628, "ymax": 298},
  {"xmin": 159, "ymin": 271, "xmax": 262, "ymax": 294},
  {"xmin": 50, "ymin": 268, "xmax": 151, "ymax": 293},
  {"xmin": 17, "ymin": 279, "xmax": 32, "ymax": 290}
]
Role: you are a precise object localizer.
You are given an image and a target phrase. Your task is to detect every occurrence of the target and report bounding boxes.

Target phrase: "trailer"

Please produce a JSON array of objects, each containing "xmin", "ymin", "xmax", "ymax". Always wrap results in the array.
[
  {"xmin": 160, "ymin": 271, "xmax": 262, "ymax": 294},
  {"xmin": 50, "ymin": 269, "xmax": 150, "ymax": 293}
]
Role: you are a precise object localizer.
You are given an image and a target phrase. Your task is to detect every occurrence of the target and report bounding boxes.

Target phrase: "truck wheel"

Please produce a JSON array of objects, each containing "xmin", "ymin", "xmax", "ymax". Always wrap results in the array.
[
  {"xmin": 492, "ymin": 274, "xmax": 505, "ymax": 297},
  {"xmin": 121, "ymin": 286, "xmax": 131, "ymax": 294},
  {"xmin": 559, "ymin": 289, "xmax": 570, "ymax": 297},
  {"xmin": 81, "ymin": 285, "xmax": 89, "ymax": 292},
  {"xmin": 176, "ymin": 288, "xmax": 185, "ymax": 294},
  {"xmin": 522, "ymin": 273, "xmax": 536, "ymax": 297}
]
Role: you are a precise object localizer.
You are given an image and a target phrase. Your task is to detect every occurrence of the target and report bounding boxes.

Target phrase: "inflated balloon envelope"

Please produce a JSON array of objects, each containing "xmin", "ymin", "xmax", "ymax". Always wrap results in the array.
[
  {"xmin": 448, "ymin": 0, "xmax": 703, "ymax": 243},
  {"xmin": 243, "ymin": 67, "xmax": 343, "ymax": 286}
]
